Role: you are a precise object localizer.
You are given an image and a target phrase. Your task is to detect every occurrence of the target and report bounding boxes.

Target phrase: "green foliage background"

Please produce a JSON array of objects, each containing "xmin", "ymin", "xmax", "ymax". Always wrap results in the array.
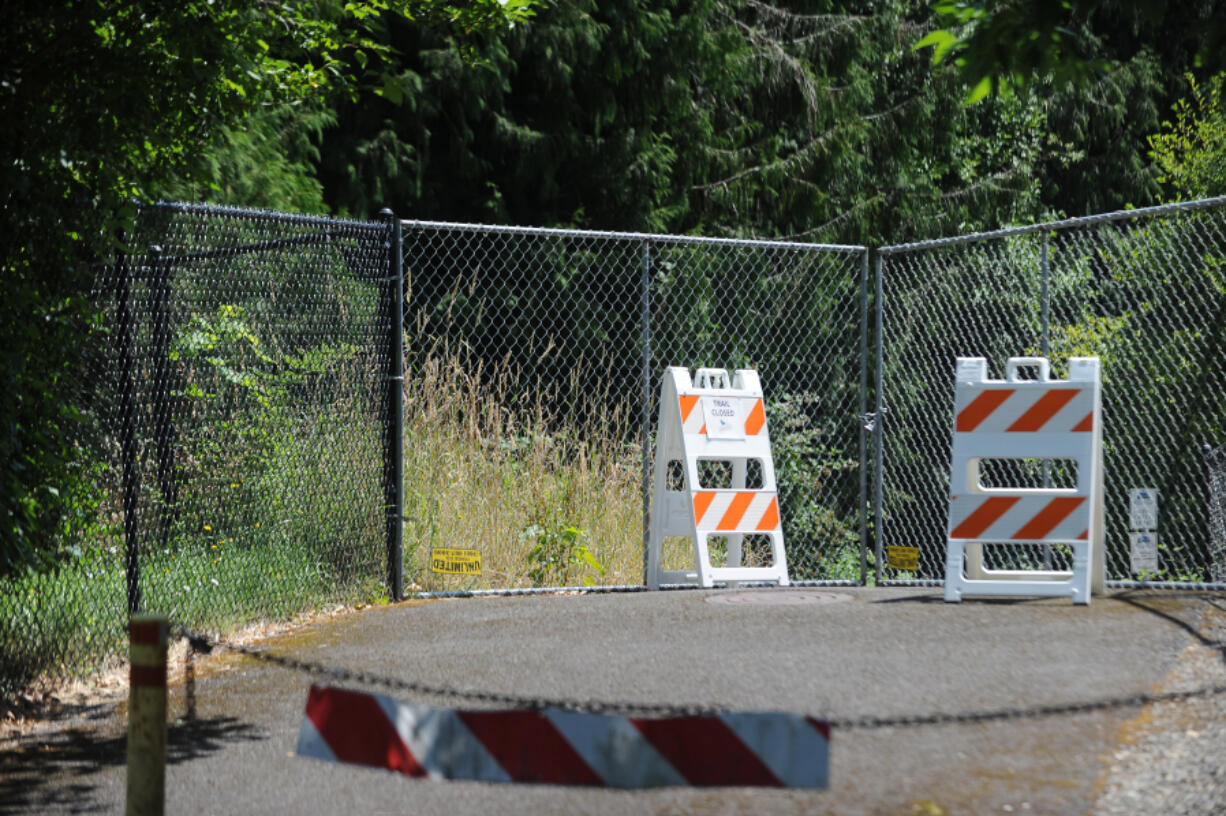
[
  {"xmin": 3, "ymin": 0, "xmax": 1225, "ymax": 587},
  {"xmin": 0, "ymin": 0, "xmax": 532, "ymax": 577}
]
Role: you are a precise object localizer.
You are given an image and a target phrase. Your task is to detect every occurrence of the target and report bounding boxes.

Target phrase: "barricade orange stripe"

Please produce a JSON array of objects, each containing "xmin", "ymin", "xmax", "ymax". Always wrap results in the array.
[
  {"xmin": 956, "ymin": 390, "xmax": 1014, "ymax": 432},
  {"xmin": 1007, "ymin": 389, "xmax": 1079, "ymax": 432},
  {"xmin": 1071, "ymin": 412, "xmax": 1094, "ymax": 432},
  {"xmin": 680, "ymin": 396, "xmax": 700, "ymax": 422},
  {"xmin": 757, "ymin": 497, "xmax": 780, "ymax": 531},
  {"xmin": 949, "ymin": 496, "xmax": 1020, "ymax": 538},
  {"xmin": 693, "ymin": 491, "xmax": 716, "ymax": 524},
  {"xmin": 1011, "ymin": 496, "xmax": 1085, "ymax": 540},
  {"xmin": 717, "ymin": 493, "xmax": 756, "ymax": 531},
  {"xmin": 745, "ymin": 399, "xmax": 765, "ymax": 436}
]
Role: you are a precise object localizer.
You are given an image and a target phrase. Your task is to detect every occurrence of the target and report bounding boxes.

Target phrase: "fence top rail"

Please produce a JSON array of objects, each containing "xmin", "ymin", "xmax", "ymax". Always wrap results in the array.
[
  {"xmin": 400, "ymin": 218, "xmax": 867, "ymax": 254},
  {"xmin": 876, "ymin": 195, "xmax": 1226, "ymax": 256},
  {"xmin": 149, "ymin": 201, "xmax": 388, "ymax": 232}
]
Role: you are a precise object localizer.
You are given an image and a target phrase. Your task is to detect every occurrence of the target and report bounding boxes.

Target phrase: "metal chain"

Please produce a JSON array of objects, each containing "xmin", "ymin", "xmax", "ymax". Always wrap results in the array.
[
  {"xmin": 176, "ymin": 625, "xmax": 722, "ymax": 718},
  {"xmin": 824, "ymin": 684, "xmax": 1226, "ymax": 730},
  {"xmin": 176, "ymin": 624, "xmax": 1226, "ymax": 730}
]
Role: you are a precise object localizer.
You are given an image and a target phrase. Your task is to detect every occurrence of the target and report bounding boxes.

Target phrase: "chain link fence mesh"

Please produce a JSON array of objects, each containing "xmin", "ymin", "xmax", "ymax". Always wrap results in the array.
[
  {"xmin": 0, "ymin": 203, "xmax": 396, "ymax": 693},
  {"xmin": 400, "ymin": 223, "xmax": 868, "ymax": 592},
  {"xmin": 6, "ymin": 197, "xmax": 1225, "ymax": 694},
  {"xmin": 876, "ymin": 198, "xmax": 1226, "ymax": 585}
]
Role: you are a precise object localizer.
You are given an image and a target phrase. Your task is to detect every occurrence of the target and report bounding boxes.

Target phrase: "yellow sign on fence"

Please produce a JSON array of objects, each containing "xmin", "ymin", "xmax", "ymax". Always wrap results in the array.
[
  {"xmin": 431, "ymin": 548, "xmax": 483, "ymax": 575},
  {"xmin": 886, "ymin": 545, "xmax": 920, "ymax": 572}
]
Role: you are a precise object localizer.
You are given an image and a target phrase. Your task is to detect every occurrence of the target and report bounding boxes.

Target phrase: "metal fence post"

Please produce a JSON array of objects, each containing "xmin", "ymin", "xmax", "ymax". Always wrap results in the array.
[
  {"xmin": 115, "ymin": 251, "xmax": 143, "ymax": 615},
  {"xmin": 1040, "ymin": 232, "xmax": 1051, "ymax": 359},
  {"xmin": 858, "ymin": 250, "xmax": 870, "ymax": 585},
  {"xmin": 147, "ymin": 246, "xmax": 177, "ymax": 552},
  {"xmin": 640, "ymin": 239, "xmax": 653, "ymax": 587},
  {"xmin": 381, "ymin": 210, "xmax": 405, "ymax": 602},
  {"xmin": 1040, "ymin": 232, "xmax": 1055, "ymax": 568},
  {"xmin": 873, "ymin": 252, "xmax": 886, "ymax": 585}
]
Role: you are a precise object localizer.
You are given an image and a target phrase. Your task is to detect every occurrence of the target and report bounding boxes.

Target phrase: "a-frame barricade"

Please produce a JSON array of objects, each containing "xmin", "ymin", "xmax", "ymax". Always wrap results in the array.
[
  {"xmin": 944, "ymin": 356, "xmax": 1106, "ymax": 604},
  {"xmin": 647, "ymin": 367, "xmax": 790, "ymax": 589}
]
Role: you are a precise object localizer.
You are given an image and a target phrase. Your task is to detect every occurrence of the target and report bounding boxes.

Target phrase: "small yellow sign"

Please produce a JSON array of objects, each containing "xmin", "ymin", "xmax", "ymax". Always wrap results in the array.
[
  {"xmin": 887, "ymin": 545, "xmax": 920, "ymax": 572},
  {"xmin": 431, "ymin": 548, "xmax": 483, "ymax": 575}
]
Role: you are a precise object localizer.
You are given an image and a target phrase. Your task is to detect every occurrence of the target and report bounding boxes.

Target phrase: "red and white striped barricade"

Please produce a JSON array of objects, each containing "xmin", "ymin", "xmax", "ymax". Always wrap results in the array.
[
  {"xmin": 296, "ymin": 685, "xmax": 830, "ymax": 788},
  {"xmin": 944, "ymin": 357, "xmax": 1105, "ymax": 604},
  {"xmin": 647, "ymin": 367, "xmax": 790, "ymax": 589}
]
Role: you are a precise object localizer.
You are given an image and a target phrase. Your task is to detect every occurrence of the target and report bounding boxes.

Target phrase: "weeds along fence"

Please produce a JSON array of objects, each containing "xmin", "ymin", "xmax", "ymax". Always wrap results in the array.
[
  {"xmin": 399, "ymin": 223, "xmax": 869, "ymax": 592},
  {"xmin": 875, "ymin": 196, "xmax": 1226, "ymax": 587},
  {"xmin": 0, "ymin": 203, "xmax": 400, "ymax": 693}
]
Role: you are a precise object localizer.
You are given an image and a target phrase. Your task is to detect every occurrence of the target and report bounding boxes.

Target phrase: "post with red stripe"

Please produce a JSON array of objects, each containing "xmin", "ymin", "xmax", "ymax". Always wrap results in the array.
[
  {"xmin": 126, "ymin": 614, "xmax": 169, "ymax": 816},
  {"xmin": 944, "ymin": 357, "xmax": 1105, "ymax": 604},
  {"xmin": 647, "ymin": 367, "xmax": 790, "ymax": 589}
]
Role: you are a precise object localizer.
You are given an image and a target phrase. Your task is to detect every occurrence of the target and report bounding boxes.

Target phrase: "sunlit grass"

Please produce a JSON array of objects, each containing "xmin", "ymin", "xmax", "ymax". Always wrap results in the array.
[
  {"xmin": 402, "ymin": 351, "xmax": 643, "ymax": 591},
  {"xmin": 0, "ymin": 345, "xmax": 649, "ymax": 691}
]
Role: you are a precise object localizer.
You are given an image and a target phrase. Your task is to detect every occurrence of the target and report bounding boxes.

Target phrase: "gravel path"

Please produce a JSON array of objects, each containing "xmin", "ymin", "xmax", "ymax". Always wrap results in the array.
[{"xmin": 1092, "ymin": 595, "xmax": 1226, "ymax": 815}]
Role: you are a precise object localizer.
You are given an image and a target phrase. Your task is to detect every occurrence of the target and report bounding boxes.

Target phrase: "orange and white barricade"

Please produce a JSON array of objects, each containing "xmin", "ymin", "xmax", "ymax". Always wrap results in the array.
[
  {"xmin": 647, "ymin": 367, "xmax": 790, "ymax": 589},
  {"xmin": 944, "ymin": 357, "xmax": 1105, "ymax": 604}
]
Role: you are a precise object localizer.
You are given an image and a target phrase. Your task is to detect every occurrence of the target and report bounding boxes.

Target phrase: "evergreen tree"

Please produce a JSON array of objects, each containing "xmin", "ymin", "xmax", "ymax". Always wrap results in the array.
[
  {"xmin": 1, "ymin": 0, "xmax": 533, "ymax": 574},
  {"xmin": 319, "ymin": 1, "xmax": 1055, "ymax": 243}
]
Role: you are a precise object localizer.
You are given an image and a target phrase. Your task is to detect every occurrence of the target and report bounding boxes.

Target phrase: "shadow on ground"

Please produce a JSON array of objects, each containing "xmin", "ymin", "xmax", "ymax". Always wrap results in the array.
[
  {"xmin": 1112, "ymin": 590, "xmax": 1226, "ymax": 665},
  {"xmin": 0, "ymin": 704, "xmax": 262, "ymax": 815}
]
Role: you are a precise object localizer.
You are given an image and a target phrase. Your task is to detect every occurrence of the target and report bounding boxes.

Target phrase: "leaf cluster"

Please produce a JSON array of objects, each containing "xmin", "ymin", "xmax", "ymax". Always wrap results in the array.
[
  {"xmin": 1149, "ymin": 72, "xmax": 1226, "ymax": 198},
  {"xmin": 0, "ymin": 0, "xmax": 533, "ymax": 575}
]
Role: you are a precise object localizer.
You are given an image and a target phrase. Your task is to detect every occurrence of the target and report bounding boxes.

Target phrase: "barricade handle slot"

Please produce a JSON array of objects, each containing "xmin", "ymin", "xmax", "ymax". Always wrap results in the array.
[
  {"xmin": 1005, "ymin": 357, "xmax": 1050, "ymax": 382},
  {"xmin": 694, "ymin": 368, "xmax": 731, "ymax": 390}
]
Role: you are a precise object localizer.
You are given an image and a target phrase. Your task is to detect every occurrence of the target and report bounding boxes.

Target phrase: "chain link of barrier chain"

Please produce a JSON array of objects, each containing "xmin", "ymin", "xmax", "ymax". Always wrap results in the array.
[{"xmin": 176, "ymin": 624, "xmax": 1226, "ymax": 731}]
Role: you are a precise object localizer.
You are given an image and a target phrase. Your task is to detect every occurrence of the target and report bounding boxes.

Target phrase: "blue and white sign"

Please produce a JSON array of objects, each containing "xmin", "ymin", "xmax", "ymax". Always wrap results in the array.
[
  {"xmin": 1130, "ymin": 531, "xmax": 1159, "ymax": 573},
  {"xmin": 1129, "ymin": 488, "xmax": 1158, "ymax": 530}
]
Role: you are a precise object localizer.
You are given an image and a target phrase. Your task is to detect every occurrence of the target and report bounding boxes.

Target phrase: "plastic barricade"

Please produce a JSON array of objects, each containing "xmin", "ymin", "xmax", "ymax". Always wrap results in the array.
[
  {"xmin": 944, "ymin": 357, "xmax": 1105, "ymax": 604},
  {"xmin": 647, "ymin": 367, "xmax": 790, "ymax": 589}
]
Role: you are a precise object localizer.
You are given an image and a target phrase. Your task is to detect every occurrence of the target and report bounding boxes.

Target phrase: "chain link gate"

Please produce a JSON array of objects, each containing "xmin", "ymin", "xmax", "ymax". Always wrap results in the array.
[
  {"xmin": 874, "ymin": 196, "xmax": 1226, "ymax": 587},
  {"xmin": 399, "ymin": 222, "xmax": 870, "ymax": 592}
]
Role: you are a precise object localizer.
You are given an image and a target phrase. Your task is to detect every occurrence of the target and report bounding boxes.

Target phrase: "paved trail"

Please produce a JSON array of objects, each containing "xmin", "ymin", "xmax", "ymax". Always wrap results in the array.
[{"xmin": 3, "ymin": 587, "xmax": 1224, "ymax": 815}]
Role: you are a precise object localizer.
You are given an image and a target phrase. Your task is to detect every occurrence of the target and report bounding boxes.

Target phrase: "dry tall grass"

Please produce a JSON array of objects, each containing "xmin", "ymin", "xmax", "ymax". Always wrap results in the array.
[{"xmin": 402, "ymin": 350, "xmax": 644, "ymax": 591}]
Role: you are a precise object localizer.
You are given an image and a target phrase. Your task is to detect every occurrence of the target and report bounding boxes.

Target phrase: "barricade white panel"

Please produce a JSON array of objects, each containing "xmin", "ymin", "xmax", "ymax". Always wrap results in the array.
[
  {"xmin": 297, "ymin": 684, "xmax": 831, "ymax": 788},
  {"xmin": 944, "ymin": 357, "xmax": 1105, "ymax": 604},
  {"xmin": 647, "ymin": 367, "xmax": 790, "ymax": 589}
]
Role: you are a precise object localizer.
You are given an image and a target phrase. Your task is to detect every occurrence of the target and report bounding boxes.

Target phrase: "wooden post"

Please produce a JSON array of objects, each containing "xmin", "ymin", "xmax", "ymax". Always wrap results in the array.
[{"xmin": 126, "ymin": 614, "xmax": 169, "ymax": 816}]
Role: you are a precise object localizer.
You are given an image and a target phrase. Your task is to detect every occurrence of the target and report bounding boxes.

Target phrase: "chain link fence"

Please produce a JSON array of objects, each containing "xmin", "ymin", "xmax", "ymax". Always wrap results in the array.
[
  {"xmin": 400, "ymin": 223, "xmax": 869, "ymax": 592},
  {"xmin": 0, "ymin": 203, "xmax": 398, "ymax": 693},
  {"xmin": 7, "ymin": 197, "xmax": 1226, "ymax": 694},
  {"xmin": 875, "ymin": 196, "xmax": 1226, "ymax": 586}
]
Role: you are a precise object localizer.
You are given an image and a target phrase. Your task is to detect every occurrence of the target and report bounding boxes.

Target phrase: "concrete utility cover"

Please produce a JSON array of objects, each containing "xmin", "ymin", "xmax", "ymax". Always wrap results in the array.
[{"xmin": 705, "ymin": 590, "xmax": 853, "ymax": 605}]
